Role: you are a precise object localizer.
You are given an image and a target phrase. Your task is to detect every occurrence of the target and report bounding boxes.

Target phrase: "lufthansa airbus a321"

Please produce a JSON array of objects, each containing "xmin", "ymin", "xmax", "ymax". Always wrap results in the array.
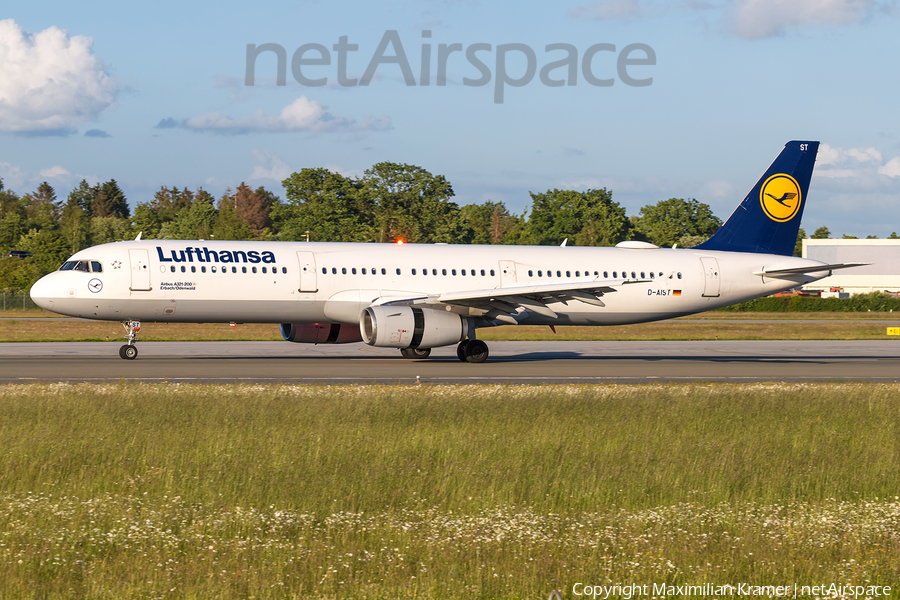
[{"xmin": 30, "ymin": 141, "xmax": 864, "ymax": 362}]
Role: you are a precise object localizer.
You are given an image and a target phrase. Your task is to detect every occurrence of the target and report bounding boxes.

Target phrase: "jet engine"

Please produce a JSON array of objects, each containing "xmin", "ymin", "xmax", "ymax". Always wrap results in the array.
[
  {"xmin": 361, "ymin": 305, "xmax": 465, "ymax": 349},
  {"xmin": 280, "ymin": 323, "xmax": 363, "ymax": 344}
]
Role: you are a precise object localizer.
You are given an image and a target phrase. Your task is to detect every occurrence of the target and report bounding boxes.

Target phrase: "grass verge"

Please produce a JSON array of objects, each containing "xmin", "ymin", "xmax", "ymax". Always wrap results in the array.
[{"xmin": 0, "ymin": 383, "xmax": 898, "ymax": 598}]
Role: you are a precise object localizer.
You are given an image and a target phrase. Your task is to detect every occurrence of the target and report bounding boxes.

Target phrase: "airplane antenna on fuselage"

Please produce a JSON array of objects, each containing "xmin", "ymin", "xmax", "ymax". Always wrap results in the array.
[
  {"xmin": 135, "ymin": 231, "xmax": 142, "ymax": 241},
  {"xmin": 560, "ymin": 238, "xmax": 567, "ymax": 247}
]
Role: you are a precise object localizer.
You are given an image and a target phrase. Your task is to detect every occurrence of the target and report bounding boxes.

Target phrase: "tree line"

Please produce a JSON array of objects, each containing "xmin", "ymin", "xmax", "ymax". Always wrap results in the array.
[{"xmin": 1, "ymin": 162, "xmax": 887, "ymax": 293}]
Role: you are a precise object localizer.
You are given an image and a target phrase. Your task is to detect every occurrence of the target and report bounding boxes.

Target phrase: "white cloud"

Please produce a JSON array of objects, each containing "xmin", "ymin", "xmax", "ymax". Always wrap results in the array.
[
  {"xmin": 731, "ymin": 0, "xmax": 878, "ymax": 39},
  {"xmin": 0, "ymin": 19, "xmax": 120, "ymax": 133},
  {"xmin": 816, "ymin": 142, "xmax": 889, "ymax": 179},
  {"xmin": 568, "ymin": 0, "xmax": 643, "ymax": 19},
  {"xmin": 170, "ymin": 96, "xmax": 392, "ymax": 135},
  {"xmin": 701, "ymin": 179, "xmax": 735, "ymax": 198},
  {"xmin": 878, "ymin": 156, "xmax": 900, "ymax": 178},
  {"xmin": 39, "ymin": 165, "xmax": 71, "ymax": 178},
  {"xmin": 249, "ymin": 150, "xmax": 292, "ymax": 181}
]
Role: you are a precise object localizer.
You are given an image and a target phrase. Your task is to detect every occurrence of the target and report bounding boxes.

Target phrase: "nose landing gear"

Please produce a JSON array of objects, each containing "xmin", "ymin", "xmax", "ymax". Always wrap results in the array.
[{"xmin": 119, "ymin": 320, "xmax": 141, "ymax": 360}]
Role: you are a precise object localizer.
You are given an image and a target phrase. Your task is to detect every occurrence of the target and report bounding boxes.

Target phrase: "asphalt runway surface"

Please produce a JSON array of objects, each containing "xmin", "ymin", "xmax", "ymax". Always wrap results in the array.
[{"xmin": 3, "ymin": 340, "xmax": 899, "ymax": 384}]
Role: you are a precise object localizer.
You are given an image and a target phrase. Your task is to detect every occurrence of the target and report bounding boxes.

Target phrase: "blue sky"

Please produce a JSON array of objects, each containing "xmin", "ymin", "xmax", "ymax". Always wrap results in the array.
[{"xmin": 2, "ymin": 0, "xmax": 899, "ymax": 237}]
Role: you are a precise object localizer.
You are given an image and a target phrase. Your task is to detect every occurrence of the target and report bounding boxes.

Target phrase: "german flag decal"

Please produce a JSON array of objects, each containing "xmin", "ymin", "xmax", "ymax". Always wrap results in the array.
[{"xmin": 672, "ymin": 290, "xmax": 682, "ymax": 296}]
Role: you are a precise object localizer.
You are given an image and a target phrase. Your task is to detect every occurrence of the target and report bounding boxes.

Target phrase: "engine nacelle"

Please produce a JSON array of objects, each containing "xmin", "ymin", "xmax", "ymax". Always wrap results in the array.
[
  {"xmin": 280, "ymin": 323, "xmax": 363, "ymax": 344},
  {"xmin": 361, "ymin": 305, "xmax": 465, "ymax": 349}
]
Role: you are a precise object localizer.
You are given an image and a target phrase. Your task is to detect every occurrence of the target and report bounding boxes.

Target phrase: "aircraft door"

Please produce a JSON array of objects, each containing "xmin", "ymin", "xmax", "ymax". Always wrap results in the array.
[
  {"xmin": 297, "ymin": 251, "xmax": 318, "ymax": 293},
  {"xmin": 128, "ymin": 248, "xmax": 151, "ymax": 291},
  {"xmin": 700, "ymin": 257, "xmax": 720, "ymax": 297},
  {"xmin": 498, "ymin": 260, "xmax": 517, "ymax": 287}
]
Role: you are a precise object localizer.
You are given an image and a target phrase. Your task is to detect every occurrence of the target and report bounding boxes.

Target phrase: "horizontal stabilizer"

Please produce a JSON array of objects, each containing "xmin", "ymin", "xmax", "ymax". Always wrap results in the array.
[{"xmin": 752, "ymin": 262, "xmax": 869, "ymax": 277}]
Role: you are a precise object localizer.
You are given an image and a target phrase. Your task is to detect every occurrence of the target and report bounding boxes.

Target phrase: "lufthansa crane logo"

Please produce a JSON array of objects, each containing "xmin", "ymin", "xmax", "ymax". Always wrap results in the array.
[{"xmin": 760, "ymin": 173, "xmax": 802, "ymax": 222}]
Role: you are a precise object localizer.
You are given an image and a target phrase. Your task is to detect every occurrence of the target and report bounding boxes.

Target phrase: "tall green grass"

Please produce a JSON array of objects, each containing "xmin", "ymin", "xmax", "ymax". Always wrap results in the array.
[{"xmin": 1, "ymin": 383, "xmax": 898, "ymax": 598}]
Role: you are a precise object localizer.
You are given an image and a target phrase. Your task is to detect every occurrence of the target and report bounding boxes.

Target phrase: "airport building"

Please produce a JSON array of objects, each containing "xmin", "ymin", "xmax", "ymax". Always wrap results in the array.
[{"xmin": 802, "ymin": 239, "xmax": 900, "ymax": 295}]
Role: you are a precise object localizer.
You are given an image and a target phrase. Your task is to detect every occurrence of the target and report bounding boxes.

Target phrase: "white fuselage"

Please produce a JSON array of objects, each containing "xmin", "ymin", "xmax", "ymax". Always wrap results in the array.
[{"xmin": 30, "ymin": 240, "xmax": 826, "ymax": 328}]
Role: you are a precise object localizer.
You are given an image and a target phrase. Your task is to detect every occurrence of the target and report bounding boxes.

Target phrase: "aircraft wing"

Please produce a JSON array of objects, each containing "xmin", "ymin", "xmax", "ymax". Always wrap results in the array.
[
  {"xmin": 375, "ymin": 279, "xmax": 650, "ymax": 321},
  {"xmin": 752, "ymin": 262, "xmax": 870, "ymax": 277}
]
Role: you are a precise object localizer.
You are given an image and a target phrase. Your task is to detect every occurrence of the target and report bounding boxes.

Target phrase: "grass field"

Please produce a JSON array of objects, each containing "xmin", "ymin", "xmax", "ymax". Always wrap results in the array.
[
  {"xmin": 1, "ymin": 310, "xmax": 899, "ymax": 342},
  {"xmin": 1, "ymin": 383, "xmax": 898, "ymax": 598}
]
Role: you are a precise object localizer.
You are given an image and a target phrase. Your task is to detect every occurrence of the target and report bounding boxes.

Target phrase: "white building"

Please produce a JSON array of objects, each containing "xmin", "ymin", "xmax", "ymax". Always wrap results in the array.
[{"xmin": 802, "ymin": 239, "xmax": 900, "ymax": 294}]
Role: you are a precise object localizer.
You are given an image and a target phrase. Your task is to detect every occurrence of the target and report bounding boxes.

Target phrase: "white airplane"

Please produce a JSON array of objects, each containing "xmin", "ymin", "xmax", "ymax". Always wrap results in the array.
[{"xmin": 30, "ymin": 141, "xmax": 864, "ymax": 362}]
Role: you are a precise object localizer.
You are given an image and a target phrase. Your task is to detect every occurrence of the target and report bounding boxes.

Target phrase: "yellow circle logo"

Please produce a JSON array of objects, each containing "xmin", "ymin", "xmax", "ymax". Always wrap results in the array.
[{"xmin": 760, "ymin": 174, "xmax": 801, "ymax": 222}]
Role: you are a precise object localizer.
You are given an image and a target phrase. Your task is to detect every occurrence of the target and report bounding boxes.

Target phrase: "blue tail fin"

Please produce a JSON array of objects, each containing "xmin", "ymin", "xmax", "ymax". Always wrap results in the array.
[{"xmin": 694, "ymin": 141, "xmax": 818, "ymax": 256}]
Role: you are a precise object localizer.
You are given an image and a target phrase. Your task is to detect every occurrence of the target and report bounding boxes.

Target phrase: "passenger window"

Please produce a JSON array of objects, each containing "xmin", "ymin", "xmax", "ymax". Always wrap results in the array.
[
  {"xmin": 342, "ymin": 268, "xmax": 347, "ymax": 275},
  {"xmin": 201, "ymin": 266, "xmax": 207, "ymax": 273},
  {"xmin": 423, "ymin": 268, "xmax": 428, "ymax": 275},
  {"xmin": 91, "ymin": 261, "xmax": 102, "ymax": 273},
  {"xmin": 351, "ymin": 268, "xmax": 356, "ymax": 274},
  {"xmin": 631, "ymin": 271, "xmax": 636, "ymax": 279},
  {"xmin": 396, "ymin": 268, "xmax": 401, "ymax": 275},
  {"xmin": 242, "ymin": 266, "xmax": 247, "ymax": 273},
  {"xmin": 181, "ymin": 266, "xmax": 186, "ymax": 273},
  {"xmin": 613, "ymin": 271, "xmax": 617, "ymax": 278},
  {"xmin": 528, "ymin": 270, "xmax": 533, "ymax": 277},
  {"xmin": 442, "ymin": 269, "xmax": 447, "ymax": 276},
  {"xmin": 490, "ymin": 270, "xmax": 495, "ymax": 276},
  {"xmin": 604, "ymin": 271, "xmax": 608, "ymax": 278},
  {"xmin": 283, "ymin": 267, "xmax": 287, "ymax": 274},
  {"xmin": 252, "ymin": 267, "xmax": 257, "ymax": 273},
  {"xmin": 547, "ymin": 270, "xmax": 552, "ymax": 278},
  {"xmin": 170, "ymin": 266, "xmax": 175, "ymax": 273},
  {"xmin": 594, "ymin": 271, "xmax": 598, "ymax": 276},
  {"xmin": 191, "ymin": 266, "xmax": 196, "ymax": 273},
  {"xmin": 451, "ymin": 269, "xmax": 456, "ymax": 276},
  {"xmin": 432, "ymin": 269, "xmax": 437, "ymax": 276},
  {"xmin": 412, "ymin": 268, "xmax": 417, "ymax": 275},
  {"xmin": 322, "ymin": 267, "xmax": 327, "ymax": 274},
  {"xmin": 640, "ymin": 272, "xmax": 645, "ymax": 278},
  {"xmin": 232, "ymin": 266, "xmax": 237, "ymax": 273},
  {"xmin": 566, "ymin": 271, "xmax": 571, "ymax": 277},
  {"xmin": 461, "ymin": 269, "xmax": 466, "ymax": 276},
  {"xmin": 677, "ymin": 272, "xmax": 682, "ymax": 279},
  {"xmin": 262, "ymin": 267, "xmax": 266, "ymax": 274},
  {"xmin": 362, "ymin": 268, "xmax": 367, "ymax": 274},
  {"xmin": 332, "ymin": 267, "xmax": 337, "ymax": 274},
  {"xmin": 212, "ymin": 266, "xmax": 217, "ymax": 273},
  {"xmin": 575, "ymin": 271, "xmax": 580, "ymax": 277},
  {"xmin": 381, "ymin": 268, "xmax": 386, "ymax": 275},
  {"xmin": 480, "ymin": 269, "xmax": 485, "ymax": 276},
  {"xmin": 538, "ymin": 270, "xmax": 543, "ymax": 277},
  {"xmin": 650, "ymin": 272, "xmax": 654, "ymax": 279}
]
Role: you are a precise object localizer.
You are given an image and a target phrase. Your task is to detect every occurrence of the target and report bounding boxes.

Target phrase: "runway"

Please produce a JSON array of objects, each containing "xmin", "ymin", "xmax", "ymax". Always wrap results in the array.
[{"xmin": 3, "ymin": 340, "xmax": 899, "ymax": 384}]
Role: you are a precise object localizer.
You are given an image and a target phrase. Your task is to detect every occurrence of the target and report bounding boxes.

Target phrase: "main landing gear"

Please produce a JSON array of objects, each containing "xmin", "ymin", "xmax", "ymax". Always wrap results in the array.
[
  {"xmin": 456, "ymin": 339, "xmax": 489, "ymax": 363},
  {"xmin": 119, "ymin": 320, "xmax": 140, "ymax": 360},
  {"xmin": 400, "ymin": 347, "xmax": 432, "ymax": 359}
]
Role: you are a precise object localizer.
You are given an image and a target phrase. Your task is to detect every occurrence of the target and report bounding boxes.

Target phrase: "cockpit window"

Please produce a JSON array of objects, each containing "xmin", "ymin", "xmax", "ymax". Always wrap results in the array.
[{"xmin": 59, "ymin": 260, "xmax": 102, "ymax": 273}]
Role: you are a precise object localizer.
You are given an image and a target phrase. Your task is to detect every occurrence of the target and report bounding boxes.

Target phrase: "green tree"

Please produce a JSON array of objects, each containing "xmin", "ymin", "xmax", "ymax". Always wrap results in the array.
[
  {"xmin": 362, "ymin": 162, "xmax": 468, "ymax": 244},
  {"xmin": 525, "ymin": 188, "xmax": 630, "ymax": 246},
  {"xmin": 90, "ymin": 216, "xmax": 133, "ymax": 245},
  {"xmin": 59, "ymin": 185, "xmax": 93, "ymax": 254},
  {"xmin": 842, "ymin": 234, "xmax": 858, "ymax": 239},
  {"xmin": 634, "ymin": 198, "xmax": 721, "ymax": 248},
  {"xmin": 811, "ymin": 226, "xmax": 831, "ymax": 239},
  {"xmin": 90, "ymin": 179, "xmax": 130, "ymax": 219},
  {"xmin": 213, "ymin": 189, "xmax": 255, "ymax": 241},
  {"xmin": 277, "ymin": 168, "xmax": 374, "ymax": 242},
  {"xmin": 158, "ymin": 190, "xmax": 216, "ymax": 240},
  {"xmin": 889, "ymin": 232, "xmax": 899, "ymax": 239},
  {"xmin": 0, "ymin": 185, "xmax": 28, "ymax": 252},
  {"xmin": 460, "ymin": 201, "xmax": 522, "ymax": 245},
  {"xmin": 131, "ymin": 203, "xmax": 162, "ymax": 239},
  {"xmin": 794, "ymin": 227, "xmax": 807, "ymax": 257},
  {"xmin": 17, "ymin": 227, "xmax": 67, "ymax": 272},
  {"xmin": 23, "ymin": 182, "xmax": 61, "ymax": 229}
]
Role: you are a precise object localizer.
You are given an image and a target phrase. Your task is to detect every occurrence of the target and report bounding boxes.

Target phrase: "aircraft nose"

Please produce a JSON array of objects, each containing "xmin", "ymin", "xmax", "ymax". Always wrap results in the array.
[{"xmin": 29, "ymin": 274, "xmax": 60, "ymax": 311}]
